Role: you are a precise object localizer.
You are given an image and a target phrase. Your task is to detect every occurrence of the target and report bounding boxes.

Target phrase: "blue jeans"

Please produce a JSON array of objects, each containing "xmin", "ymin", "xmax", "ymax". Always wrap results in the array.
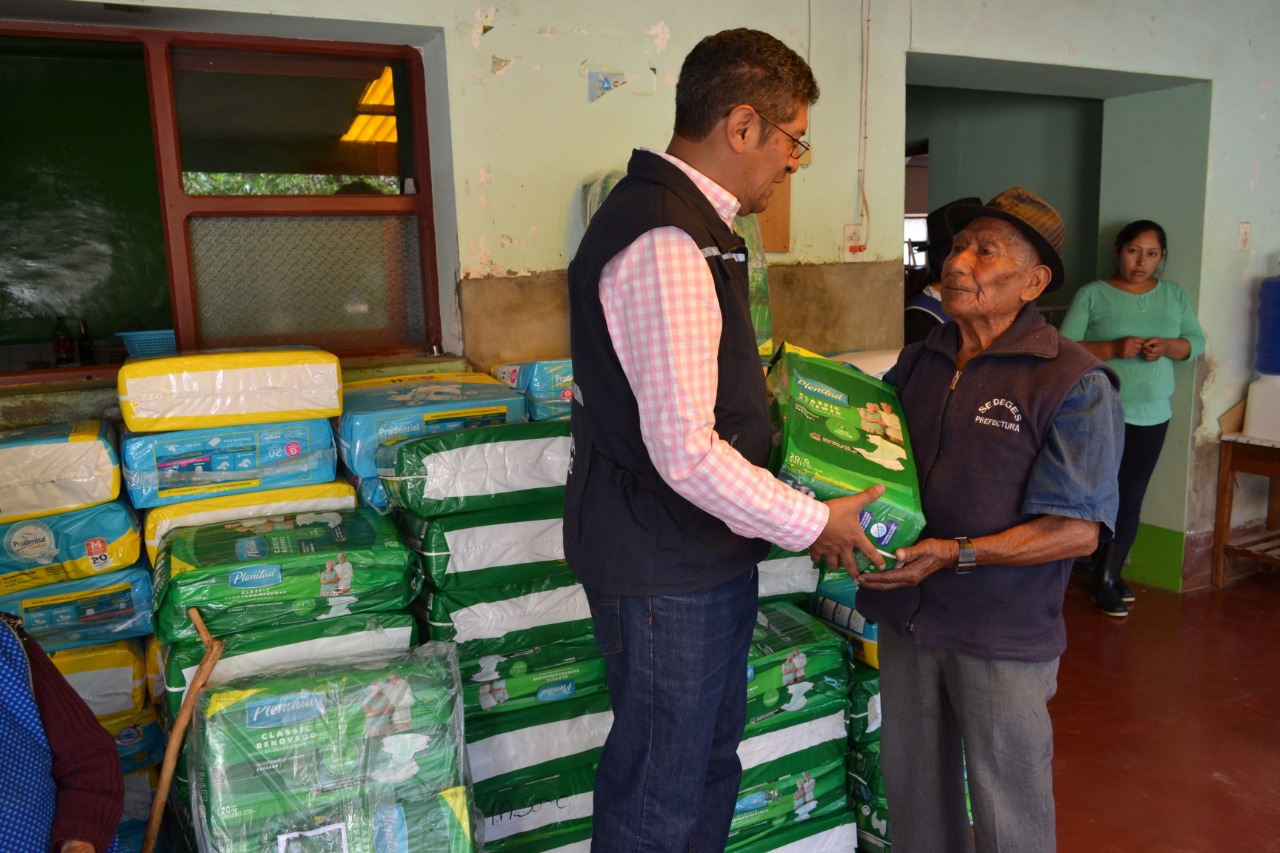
[
  {"xmin": 585, "ymin": 567, "xmax": 759, "ymax": 852},
  {"xmin": 879, "ymin": 627, "xmax": 1059, "ymax": 853}
]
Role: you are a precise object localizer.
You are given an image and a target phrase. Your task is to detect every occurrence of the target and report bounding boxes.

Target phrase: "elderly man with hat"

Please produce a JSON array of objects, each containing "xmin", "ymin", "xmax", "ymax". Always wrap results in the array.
[{"xmin": 854, "ymin": 187, "xmax": 1125, "ymax": 852}]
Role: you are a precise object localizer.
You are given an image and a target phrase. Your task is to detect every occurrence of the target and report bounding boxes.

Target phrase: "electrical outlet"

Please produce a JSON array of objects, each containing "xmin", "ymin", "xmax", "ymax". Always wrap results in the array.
[
  {"xmin": 843, "ymin": 223, "xmax": 866, "ymax": 262},
  {"xmin": 1239, "ymin": 222, "xmax": 1252, "ymax": 252}
]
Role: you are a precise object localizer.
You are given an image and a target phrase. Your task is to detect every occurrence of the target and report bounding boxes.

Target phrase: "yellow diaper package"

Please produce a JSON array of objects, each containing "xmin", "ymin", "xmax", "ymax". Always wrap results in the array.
[
  {"xmin": 50, "ymin": 639, "xmax": 147, "ymax": 716},
  {"xmin": 0, "ymin": 420, "xmax": 120, "ymax": 524},
  {"xmin": 117, "ymin": 347, "xmax": 342, "ymax": 433}
]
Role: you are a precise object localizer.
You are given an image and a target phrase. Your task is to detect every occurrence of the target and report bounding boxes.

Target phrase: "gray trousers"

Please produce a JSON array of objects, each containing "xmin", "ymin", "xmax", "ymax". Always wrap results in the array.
[{"xmin": 878, "ymin": 627, "xmax": 1059, "ymax": 853}]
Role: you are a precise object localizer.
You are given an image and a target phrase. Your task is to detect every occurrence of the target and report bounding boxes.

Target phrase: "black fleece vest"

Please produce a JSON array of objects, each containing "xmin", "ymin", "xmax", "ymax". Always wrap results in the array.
[
  {"xmin": 563, "ymin": 149, "xmax": 770, "ymax": 596},
  {"xmin": 858, "ymin": 307, "xmax": 1118, "ymax": 661}
]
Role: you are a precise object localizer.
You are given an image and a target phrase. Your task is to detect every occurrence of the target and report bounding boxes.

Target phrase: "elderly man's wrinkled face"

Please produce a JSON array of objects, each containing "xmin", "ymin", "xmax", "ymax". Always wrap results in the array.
[{"xmin": 941, "ymin": 217, "xmax": 1048, "ymax": 323}]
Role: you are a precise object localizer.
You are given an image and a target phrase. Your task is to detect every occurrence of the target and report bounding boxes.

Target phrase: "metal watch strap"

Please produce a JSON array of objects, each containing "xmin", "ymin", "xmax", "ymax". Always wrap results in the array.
[{"xmin": 954, "ymin": 537, "xmax": 976, "ymax": 574}]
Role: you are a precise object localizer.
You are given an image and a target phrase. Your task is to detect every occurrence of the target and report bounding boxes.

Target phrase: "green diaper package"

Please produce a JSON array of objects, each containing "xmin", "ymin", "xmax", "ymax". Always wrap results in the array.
[
  {"xmin": 419, "ymin": 569, "xmax": 591, "ymax": 660},
  {"xmin": 729, "ymin": 752, "xmax": 847, "ymax": 844},
  {"xmin": 726, "ymin": 809, "xmax": 858, "ymax": 853},
  {"xmin": 152, "ymin": 507, "xmax": 421, "ymax": 643},
  {"xmin": 396, "ymin": 500, "xmax": 566, "ymax": 591},
  {"xmin": 163, "ymin": 611, "xmax": 417, "ymax": 717},
  {"xmin": 475, "ymin": 760, "xmax": 596, "ymax": 853},
  {"xmin": 377, "ymin": 420, "xmax": 569, "ymax": 518},
  {"xmin": 458, "ymin": 631, "xmax": 606, "ymax": 718},
  {"xmin": 767, "ymin": 342, "xmax": 925, "ymax": 571},
  {"xmin": 191, "ymin": 643, "xmax": 476, "ymax": 853},
  {"xmin": 744, "ymin": 602, "xmax": 848, "ymax": 735}
]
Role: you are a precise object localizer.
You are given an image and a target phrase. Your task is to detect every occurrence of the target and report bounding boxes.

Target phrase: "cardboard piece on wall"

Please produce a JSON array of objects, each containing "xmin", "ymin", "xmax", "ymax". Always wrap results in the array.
[{"xmin": 757, "ymin": 174, "xmax": 791, "ymax": 253}]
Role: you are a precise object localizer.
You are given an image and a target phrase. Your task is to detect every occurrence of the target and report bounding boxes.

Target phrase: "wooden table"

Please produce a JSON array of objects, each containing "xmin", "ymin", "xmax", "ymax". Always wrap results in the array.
[{"xmin": 1212, "ymin": 433, "xmax": 1280, "ymax": 586}]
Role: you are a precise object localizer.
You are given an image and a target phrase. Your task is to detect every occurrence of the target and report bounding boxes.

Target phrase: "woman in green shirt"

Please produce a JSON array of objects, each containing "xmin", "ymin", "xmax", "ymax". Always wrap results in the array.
[{"xmin": 1061, "ymin": 220, "xmax": 1206, "ymax": 617}]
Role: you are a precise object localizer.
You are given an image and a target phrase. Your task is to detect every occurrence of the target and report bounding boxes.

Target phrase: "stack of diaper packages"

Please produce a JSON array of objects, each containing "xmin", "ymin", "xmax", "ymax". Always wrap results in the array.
[
  {"xmin": 847, "ymin": 660, "xmax": 891, "ymax": 851},
  {"xmin": 378, "ymin": 418, "xmax": 605, "ymax": 852},
  {"xmin": 337, "ymin": 372, "xmax": 527, "ymax": 513},
  {"xmin": 189, "ymin": 643, "xmax": 478, "ymax": 852},
  {"xmin": 489, "ymin": 358, "xmax": 573, "ymax": 421},
  {"xmin": 116, "ymin": 347, "xmax": 344, "ymax": 513},
  {"xmin": 149, "ymin": 505, "xmax": 423, "ymax": 840},
  {"xmin": 0, "ymin": 419, "xmax": 166, "ymax": 852},
  {"xmin": 725, "ymin": 601, "xmax": 859, "ymax": 852}
]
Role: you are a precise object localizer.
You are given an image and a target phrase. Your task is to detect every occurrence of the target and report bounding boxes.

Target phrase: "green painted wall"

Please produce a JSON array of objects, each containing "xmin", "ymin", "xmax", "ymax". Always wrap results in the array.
[
  {"xmin": 904, "ymin": 86, "xmax": 1103, "ymax": 316},
  {"xmin": 1127, "ymin": 523, "xmax": 1187, "ymax": 591}
]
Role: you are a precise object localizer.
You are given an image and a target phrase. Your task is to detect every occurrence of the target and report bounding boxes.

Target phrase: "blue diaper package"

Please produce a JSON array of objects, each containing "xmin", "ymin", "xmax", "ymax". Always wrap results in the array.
[
  {"xmin": 121, "ymin": 419, "xmax": 337, "ymax": 509},
  {"xmin": 0, "ymin": 498, "xmax": 140, "ymax": 596},
  {"xmin": 0, "ymin": 563, "xmax": 153, "ymax": 652},
  {"xmin": 337, "ymin": 373, "xmax": 527, "ymax": 480},
  {"xmin": 490, "ymin": 359, "xmax": 573, "ymax": 421}
]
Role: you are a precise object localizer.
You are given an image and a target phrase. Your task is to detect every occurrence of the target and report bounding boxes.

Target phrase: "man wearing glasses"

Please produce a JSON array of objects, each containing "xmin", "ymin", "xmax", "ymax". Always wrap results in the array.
[{"xmin": 565, "ymin": 27, "xmax": 885, "ymax": 851}]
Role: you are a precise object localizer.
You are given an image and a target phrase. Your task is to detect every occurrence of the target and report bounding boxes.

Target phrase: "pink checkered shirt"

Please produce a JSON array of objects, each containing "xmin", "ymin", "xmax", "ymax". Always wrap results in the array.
[{"xmin": 598, "ymin": 149, "xmax": 827, "ymax": 553}]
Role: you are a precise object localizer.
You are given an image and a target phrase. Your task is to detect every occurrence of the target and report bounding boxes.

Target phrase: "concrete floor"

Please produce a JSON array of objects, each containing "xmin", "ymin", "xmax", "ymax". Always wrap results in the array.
[{"xmin": 1053, "ymin": 566, "xmax": 1280, "ymax": 852}]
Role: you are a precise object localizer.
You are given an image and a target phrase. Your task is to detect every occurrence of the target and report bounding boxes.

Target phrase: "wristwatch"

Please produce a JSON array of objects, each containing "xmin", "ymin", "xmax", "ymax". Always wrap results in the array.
[{"xmin": 954, "ymin": 537, "xmax": 976, "ymax": 574}]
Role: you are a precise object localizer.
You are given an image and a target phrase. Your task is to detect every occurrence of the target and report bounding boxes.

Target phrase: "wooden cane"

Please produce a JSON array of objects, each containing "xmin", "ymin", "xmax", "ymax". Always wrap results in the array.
[{"xmin": 142, "ymin": 608, "xmax": 223, "ymax": 853}]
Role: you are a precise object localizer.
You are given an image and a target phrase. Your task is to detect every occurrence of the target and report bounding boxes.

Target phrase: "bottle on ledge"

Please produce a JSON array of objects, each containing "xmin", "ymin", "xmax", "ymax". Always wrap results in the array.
[
  {"xmin": 52, "ymin": 316, "xmax": 76, "ymax": 367},
  {"xmin": 77, "ymin": 319, "xmax": 96, "ymax": 366}
]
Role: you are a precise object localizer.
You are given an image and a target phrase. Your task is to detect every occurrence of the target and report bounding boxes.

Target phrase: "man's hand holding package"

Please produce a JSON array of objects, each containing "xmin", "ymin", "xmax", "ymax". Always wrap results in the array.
[
  {"xmin": 809, "ymin": 484, "xmax": 887, "ymax": 573},
  {"xmin": 853, "ymin": 537, "xmax": 958, "ymax": 589}
]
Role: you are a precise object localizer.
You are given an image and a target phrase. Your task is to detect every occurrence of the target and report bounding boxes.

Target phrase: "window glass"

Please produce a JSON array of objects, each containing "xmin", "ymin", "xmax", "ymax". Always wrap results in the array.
[{"xmin": 172, "ymin": 47, "xmax": 412, "ymax": 195}]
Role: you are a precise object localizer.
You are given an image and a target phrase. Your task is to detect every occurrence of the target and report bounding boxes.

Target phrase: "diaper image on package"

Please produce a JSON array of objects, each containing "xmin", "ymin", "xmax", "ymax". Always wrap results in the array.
[
  {"xmin": 116, "ymin": 347, "xmax": 342, "ymax": 433},
  {"xmin": 338, "ymin": 372, "xmax": 527, "ymax": 481},
  {"xmin": 767, "ymin": 343, "xmax": 925, "ymax": 571},
  {"xmin": 152, "ymin": 506, "xmax": 421, "ymax": 642},
  {"xmin": 457, "ymin": 633, "xmax": 606, "ymax": 718},
  {"xmin": 0, "ymin": 563, "xmax": 152, "ymax": 652},
  {"xmin": 0, "ymin": 420, "xmax": 120, "ymax": 525},
  {"xmin": 377, "ymin": 420, "xmax": 570, "ymax": 518},
  {"xmin": 190, "ymin": 644, "xmax": 476, "ymax": 853},
  {"xmin": 0, "ymin": 497, "xmax": 140, "ymax": 596},
  {"xmin": 142, "ymin": 480, "xmax": 357, "ymax": 566},
  {"xmin": 745, "ymin": 602, "xmax": 847, "ymax": 729},
  {"xmin": 490, "ymin": 359, "xmax": 573, "ymax": 421},
  {"xmin": 121, "ymin": 418, "xmax": 338, "ymax": 509},
  {"xmin": 757, "ymin": 544, "xmax": 819, "ymax": 604}
]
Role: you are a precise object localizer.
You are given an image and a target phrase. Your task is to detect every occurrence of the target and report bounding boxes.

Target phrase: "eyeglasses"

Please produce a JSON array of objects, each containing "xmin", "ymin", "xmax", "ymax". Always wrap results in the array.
[{"xmin": 756, "ymin": 110, "xmax": 810, "ymax": 160}]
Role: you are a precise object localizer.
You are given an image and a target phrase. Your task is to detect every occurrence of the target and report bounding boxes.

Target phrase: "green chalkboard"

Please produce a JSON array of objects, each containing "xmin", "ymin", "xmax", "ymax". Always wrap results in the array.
[{"xmin": 0, "ymin": 37, "xmax": 171, "ymax": 348}]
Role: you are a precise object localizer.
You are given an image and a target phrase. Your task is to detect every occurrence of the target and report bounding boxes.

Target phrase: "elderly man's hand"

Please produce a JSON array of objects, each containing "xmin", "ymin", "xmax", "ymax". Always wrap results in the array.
[
  {"xmin": 809, "ymin": 485, "xmax": 886, "ymax": 574},
  {"xmin": 851, "ymin": 537, "xmax": 957, "ymax": 590}
]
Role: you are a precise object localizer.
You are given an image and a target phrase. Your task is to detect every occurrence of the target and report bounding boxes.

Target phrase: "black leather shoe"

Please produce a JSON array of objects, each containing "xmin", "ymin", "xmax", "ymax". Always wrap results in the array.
[
  {"xmin": 1114, "ymin": 577, "xmax": 1135, "ymax": 603},
  {"xmin": 1090, "ymin": 582, "xmax": 1129, "ymax": 617}
]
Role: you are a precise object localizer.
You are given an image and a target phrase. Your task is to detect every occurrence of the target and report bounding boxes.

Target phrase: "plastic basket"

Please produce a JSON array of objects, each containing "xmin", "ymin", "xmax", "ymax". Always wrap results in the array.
[{"xmin": 116, "ymin": 330, "xmax": 177, "ymax": 358}]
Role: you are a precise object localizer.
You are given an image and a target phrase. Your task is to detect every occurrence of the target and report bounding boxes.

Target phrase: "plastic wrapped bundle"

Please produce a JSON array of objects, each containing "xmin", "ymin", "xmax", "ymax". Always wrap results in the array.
[
  {"xmin": 726, "ymin": 810, "xmax": 858, "ymax": 853},
  {"xmin": 378, "ymin": 421, "xmax": 569, "ymax": 518},
  {"xmin": 0, "ymin": 420, "xmax": 120, "ymax": 524},
  {"xmin": 151, "ymin": 507, "xmax": 421, "ymax": 643},
  {"xmin": 142, "ymin": 480, "xmax": 357, "ymax": 566},
  {"xmin": 99, "ymin": 704, "xmax": 167, "ymax": 774},
  {"xmin": 767, "ymin": 343, "xmax": 925, "ymax": 571},
  {"xmin": 0, "ymin": 563, "xmax": 152, "ymax": 652},
  {"xmin": 419, "ymin": 569, "xmax": 591, "ymax": 662},
  {"xmin": 489, "ymin": 359, "xmax": 573, "ymax": 421},
  {"xmin": 744, "ymin": 602, "xmax": 849, "ymax": 734},
  {"xmin": 0, "ymin": 497, "xmax": 139, "ymax": 596},
  {"xmin": 397, "ymin": 501, "xmax": 566, "ymax": 591},
  {"xmin": 457, "ymin": 632, "xmax": 605, "ymax": 718},
  {"xmin": 756, "ymin": 545, "xmax": 818, "ymax": 604},
  {"xmin": 121, "ymin": 418, "xmax": 338, "ymax": 509},
  {"xmin": 191, "ymin": 643, "xmax": 476, "ymax": 853},
  {"xmin": 50, "ymin": 639, "xmax": 147, "ymax": 716},
  {"xmin": 162, "ymin": 610, "xmax": 417, "ymax": 717},
  {"xmin": 477, "ymin": 762, "xmax": 595, "ymax": 852},
  {"xmin": 338, "ymin": 373, "xmax": 527, "ymax": 483},
  {"xmin": 116, "ymin": 347, "xmax": 342, "ymax": 433}
]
